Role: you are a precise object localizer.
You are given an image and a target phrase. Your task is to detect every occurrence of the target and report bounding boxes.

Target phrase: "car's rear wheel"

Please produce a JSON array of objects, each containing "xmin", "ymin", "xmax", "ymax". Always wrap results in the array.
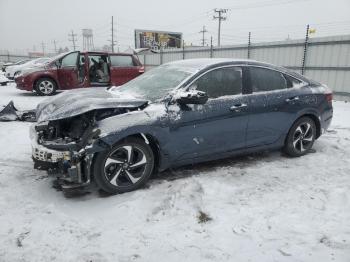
[
  {"xmin": 93, "ymin": 137, "xmax": 154, "ymax": 194},
  {"xmin": 284, "ymin": 116, "xmax": 316, "ymax": 157},
  {"xmin": 35, "ymin": 78, "xmax": 57, "ymax": 96}
]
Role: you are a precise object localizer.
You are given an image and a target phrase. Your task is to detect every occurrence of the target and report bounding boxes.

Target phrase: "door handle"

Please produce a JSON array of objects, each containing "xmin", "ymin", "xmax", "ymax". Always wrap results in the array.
[
  {"xmin": 285, "ymin": 96, "xmax": 300, "ymax": 103},
  {"xmin": 230, "ymin": 103, "xmax": 247, "ymax": 112}
]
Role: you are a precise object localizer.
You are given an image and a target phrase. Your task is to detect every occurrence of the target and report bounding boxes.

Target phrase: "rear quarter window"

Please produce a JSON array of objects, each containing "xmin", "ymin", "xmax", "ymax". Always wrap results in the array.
[
  {"xmin": 110, "ymin": 55, "xmax": 136, "ymax": 67},
  {"xmin": 284, "ymin": 74, "xmax": 304, "ymax": 88}
]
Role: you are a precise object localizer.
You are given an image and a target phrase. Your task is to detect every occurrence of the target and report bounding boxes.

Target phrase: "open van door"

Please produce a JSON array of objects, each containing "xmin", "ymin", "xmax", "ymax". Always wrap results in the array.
[
  {"xmin": 109, "ymin": 54, "xmax": 144, "ymax": 86},
  {"xmin": 57, "ymin": 51, "xmax": 86, "ymax": 90}
]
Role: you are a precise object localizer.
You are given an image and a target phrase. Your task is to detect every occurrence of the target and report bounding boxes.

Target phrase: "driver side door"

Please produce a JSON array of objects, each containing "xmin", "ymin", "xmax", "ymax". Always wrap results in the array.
[
  {"xmin": 57, "ymin": 51, "xmax": 85, "ymax": 90},
  {"xmin": 168, "ymin": 66, "xmax": 250, "ymax": 163}
]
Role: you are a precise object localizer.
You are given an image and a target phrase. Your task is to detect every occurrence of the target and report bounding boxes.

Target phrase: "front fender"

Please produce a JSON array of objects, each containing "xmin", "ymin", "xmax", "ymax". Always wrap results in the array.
[
  {"xmin": 32, "ymin": 71, "xmax": 59, "ymax": 88},
  {"xmin": 91, "ymin": 109, "xmax": 171, "ymax": 169},
  {"xmin": 95, "ymin": 106, "xmax": 169, "ymax": 148}
]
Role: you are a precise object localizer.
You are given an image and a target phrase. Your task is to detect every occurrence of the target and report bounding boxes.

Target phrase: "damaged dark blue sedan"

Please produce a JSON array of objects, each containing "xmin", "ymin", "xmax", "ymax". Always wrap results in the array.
[{"xmin": 31, "ymin": 59, "xmax": 333, "ymax": 194}]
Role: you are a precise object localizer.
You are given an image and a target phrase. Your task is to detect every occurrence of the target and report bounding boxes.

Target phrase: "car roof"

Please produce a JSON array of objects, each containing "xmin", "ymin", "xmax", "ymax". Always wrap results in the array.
[
  {"xmin": 167, "ymin": 58, "xmax": 279, "ymax": 70},
  {"xmin": 166, "ymin": 58, "xmax": 309, "ymax": 82},
  {"xmin": 80, "ymin": 51, "xmax": 133, "ymax": 56}
]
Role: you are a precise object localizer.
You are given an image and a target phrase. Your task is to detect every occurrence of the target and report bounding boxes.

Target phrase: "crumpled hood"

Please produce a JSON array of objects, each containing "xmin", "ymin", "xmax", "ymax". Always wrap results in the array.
[{"xmin": 36, "ymin": 88, "xmax": 148, "ymax": 122}]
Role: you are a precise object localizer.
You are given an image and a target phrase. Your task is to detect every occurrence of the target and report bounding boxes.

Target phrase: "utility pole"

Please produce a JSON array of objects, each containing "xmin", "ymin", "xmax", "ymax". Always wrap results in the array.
[
  {"xmin": 41, "ymin": 41, "xmax": 45, "ymax": 55},
  {"xmin": 53, "ymin": 40, "xmax": 57, "ymax": 54},
  {"xmin": 247, "ymin": 32, "xmax": 251, "ymax": 59},
  {"xmin": 68, "ymin": 30, "xmax": 78, "ymax": 51},
  {"xmin": 213, "ymin": 8, "xmax": 228, "ymax": 47},
  {"xmin": 301, "ymin": 24, "xmax": 310, "ymax": 75},
  {"xmin": 182, "ymin": 40, "xmax": 185, "ymax": 59},
  {"xmin": 110, "ymin": 16, "xmax": 117, "ymax": 52},
  {"xmin": 199, "ymin": 26, "xmax": 208, "ymax": 46}
]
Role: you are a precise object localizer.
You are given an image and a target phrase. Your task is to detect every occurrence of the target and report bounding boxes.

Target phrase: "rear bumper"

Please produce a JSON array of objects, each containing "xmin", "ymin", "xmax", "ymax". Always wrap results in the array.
[
  {"xmin": 320, "ymin": 107, "xmax": 333, "ymax": 135},
  {"xmin": 321, "ymin": 115, "xmax": 333, "ymax": 134}
]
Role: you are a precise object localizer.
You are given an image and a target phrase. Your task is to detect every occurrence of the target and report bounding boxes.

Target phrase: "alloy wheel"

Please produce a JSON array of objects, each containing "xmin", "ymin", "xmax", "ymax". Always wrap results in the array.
[
  {"xmin": 104, "ymin": 145, "xmax": 148, "ymax": 187},
  {"xmin": 38, "ymin": 80, "xmax": 54, "ymax": 95},
  {"xmin": 292, "ymin": 122, "xmax": 314, "ymax": 153}
]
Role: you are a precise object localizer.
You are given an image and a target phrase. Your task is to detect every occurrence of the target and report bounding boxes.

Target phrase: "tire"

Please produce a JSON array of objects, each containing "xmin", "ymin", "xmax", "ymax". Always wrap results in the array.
[
  {"xmin": 35, "ymin": 78, "xmax": 57, "ymax": 96},
  {"xmin": 284, "ymin": 116, "xmax": 316, "ymax": 157},
  {"xmin": 93, "ymin": 137, "xmax": 154, "ymax": 194}
]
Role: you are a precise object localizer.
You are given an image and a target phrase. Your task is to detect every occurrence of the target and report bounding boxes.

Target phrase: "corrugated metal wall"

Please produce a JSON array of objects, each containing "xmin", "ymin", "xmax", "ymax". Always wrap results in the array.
[{"xmin": 141, "ymin": 34, "xmax": 350, "ymax": 94}]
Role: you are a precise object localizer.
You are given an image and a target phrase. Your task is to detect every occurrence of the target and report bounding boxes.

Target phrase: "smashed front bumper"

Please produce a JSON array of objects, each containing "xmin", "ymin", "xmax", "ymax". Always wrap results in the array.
[{"xmin": 30, "ymin": 124, "xmax": 94, "ymax": 189}]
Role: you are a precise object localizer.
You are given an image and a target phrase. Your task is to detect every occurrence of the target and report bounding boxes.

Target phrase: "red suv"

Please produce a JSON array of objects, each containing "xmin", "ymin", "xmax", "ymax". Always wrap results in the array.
[{"xmin": 15, "ymin": 51, "xmax": 144, "ymax": 95}]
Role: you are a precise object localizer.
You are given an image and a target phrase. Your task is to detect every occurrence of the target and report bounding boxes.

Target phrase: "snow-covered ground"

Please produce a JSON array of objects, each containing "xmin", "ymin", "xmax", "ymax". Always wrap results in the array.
[{"xmin": 0, "ymin": 84, "xmax": 349, "ymax": 262}]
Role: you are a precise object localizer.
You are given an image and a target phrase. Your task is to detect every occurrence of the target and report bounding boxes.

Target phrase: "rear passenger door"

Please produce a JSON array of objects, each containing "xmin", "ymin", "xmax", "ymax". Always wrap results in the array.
[
  {"xmin": 109, "ymin": 55, "xmax": 143, "ymax": 86},
  {"xmin": 246, "ymin": 66, "xmax": 304, "ymax": 147}
]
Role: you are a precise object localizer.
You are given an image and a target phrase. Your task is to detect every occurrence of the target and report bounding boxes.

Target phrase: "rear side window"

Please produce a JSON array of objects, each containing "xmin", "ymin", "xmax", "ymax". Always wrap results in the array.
[
  {"xmin": 191, "ymin": 67, "xmax": 242, "ymax": 98},
  {"xmin": 110, "ymin": 55, "xmax": 135, "ymax": 67},
  {"xmin": 250, "ymin": 67, "xmax": 287, "ymax": 92}
]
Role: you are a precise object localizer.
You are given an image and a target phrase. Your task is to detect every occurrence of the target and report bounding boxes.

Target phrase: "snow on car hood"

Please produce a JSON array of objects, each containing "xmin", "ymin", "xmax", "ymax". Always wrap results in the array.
[{"xmin": 36, "ymin": 88, "xmax": 148, "ymax": 122}]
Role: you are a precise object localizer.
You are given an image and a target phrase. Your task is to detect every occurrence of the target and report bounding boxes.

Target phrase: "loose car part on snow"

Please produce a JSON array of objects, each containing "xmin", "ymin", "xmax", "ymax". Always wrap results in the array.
[{"xmin": 0, "ymin": 101, "xmax": 36, "ymax": 122}]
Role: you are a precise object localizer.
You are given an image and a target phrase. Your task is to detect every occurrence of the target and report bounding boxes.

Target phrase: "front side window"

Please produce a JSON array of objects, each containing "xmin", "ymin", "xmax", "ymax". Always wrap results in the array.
[
  {"xmin": 190, "ymin": 67, "xmax": 242, "ymax": 98},
  {"xmin": 110, "ymin": 55, "xmax": 135, "ymax": 67},
  {"xmin": 60, "ymin": 52, "xmax": 78, "ymax": 67},
  {"xmin": 250, "ymin": 67, "xmax": 287, "ymax": 92}
]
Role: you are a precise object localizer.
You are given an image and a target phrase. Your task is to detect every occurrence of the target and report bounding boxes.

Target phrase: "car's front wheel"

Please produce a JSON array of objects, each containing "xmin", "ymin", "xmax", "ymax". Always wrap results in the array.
[
  {"xmin": 93, "ymin": 137, "xmax": 154, "ymax": 194},
  {"xmin": 35, "ymin": 78, "xmax": 57, "ymax": 96},
  {"xmin": 284, "ymin": 116, "xmax": 316, "ymax": 157}
]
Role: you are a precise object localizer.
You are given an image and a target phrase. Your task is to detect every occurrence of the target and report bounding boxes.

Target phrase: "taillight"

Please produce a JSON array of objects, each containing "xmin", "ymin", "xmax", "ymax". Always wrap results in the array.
[
  {"xmin": 325, "ymin": 93, "xmax": 333, "ymax": 105},
  {"xmin": 139, "ymin": 66, "xmax": 145, "ymax": 73}
]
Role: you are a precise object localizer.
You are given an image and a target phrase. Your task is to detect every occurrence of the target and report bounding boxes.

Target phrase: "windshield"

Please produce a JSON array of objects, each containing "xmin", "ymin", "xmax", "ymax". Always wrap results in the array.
[
  {"xmin": 112, "ymin": 64, "xmax": 194, "ymax": 101},
  {"xmin": 47, "ymin": 52, "xmax": 71, "ymax": 63}
]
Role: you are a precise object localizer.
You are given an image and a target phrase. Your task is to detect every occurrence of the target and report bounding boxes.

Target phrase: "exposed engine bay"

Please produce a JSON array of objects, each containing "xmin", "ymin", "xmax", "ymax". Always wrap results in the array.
[
  {"xmin": 36, "ymin": 108, "xmax": 129, "ymax": 150},
  {"xmin": 31, "ymin": 104, "xmax": 148, "ymax": 191}
]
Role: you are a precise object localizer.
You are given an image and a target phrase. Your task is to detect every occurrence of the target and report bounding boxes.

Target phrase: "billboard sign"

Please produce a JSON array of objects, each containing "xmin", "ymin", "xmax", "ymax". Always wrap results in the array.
[{"xmin": 134, "ymin": 29, "xmax": 182, "ymax": 50}]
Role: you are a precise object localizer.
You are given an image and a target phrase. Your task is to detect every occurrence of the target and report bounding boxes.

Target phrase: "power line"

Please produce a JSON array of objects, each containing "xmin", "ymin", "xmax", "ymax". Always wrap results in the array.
[
  {"xmin": 225, "ymin": 0, "xmax": 308, "ymax": 10},
  {"xmin": 68, "ymin": 30, "xmax": 78, "ymax": 51},
  {"xmin": 213, "ymin": 8, "xmax": 228, "ymax": 47},
  {"xmin": 199, "ymin": 25, "xmax": 208, "ymax": 46}
]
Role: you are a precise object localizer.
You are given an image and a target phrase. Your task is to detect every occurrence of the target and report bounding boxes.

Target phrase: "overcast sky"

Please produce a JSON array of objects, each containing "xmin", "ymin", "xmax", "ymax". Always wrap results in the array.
[{"xmin": 0, "ymin": 0, "xmax": 349, "ymax": 54}]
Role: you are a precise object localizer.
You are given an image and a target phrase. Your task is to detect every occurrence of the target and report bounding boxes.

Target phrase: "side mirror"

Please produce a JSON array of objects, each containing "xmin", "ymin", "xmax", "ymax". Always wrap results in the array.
[{"xmin": 176, "ymin": 90, "xmax": 208, "ymax": 105}]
